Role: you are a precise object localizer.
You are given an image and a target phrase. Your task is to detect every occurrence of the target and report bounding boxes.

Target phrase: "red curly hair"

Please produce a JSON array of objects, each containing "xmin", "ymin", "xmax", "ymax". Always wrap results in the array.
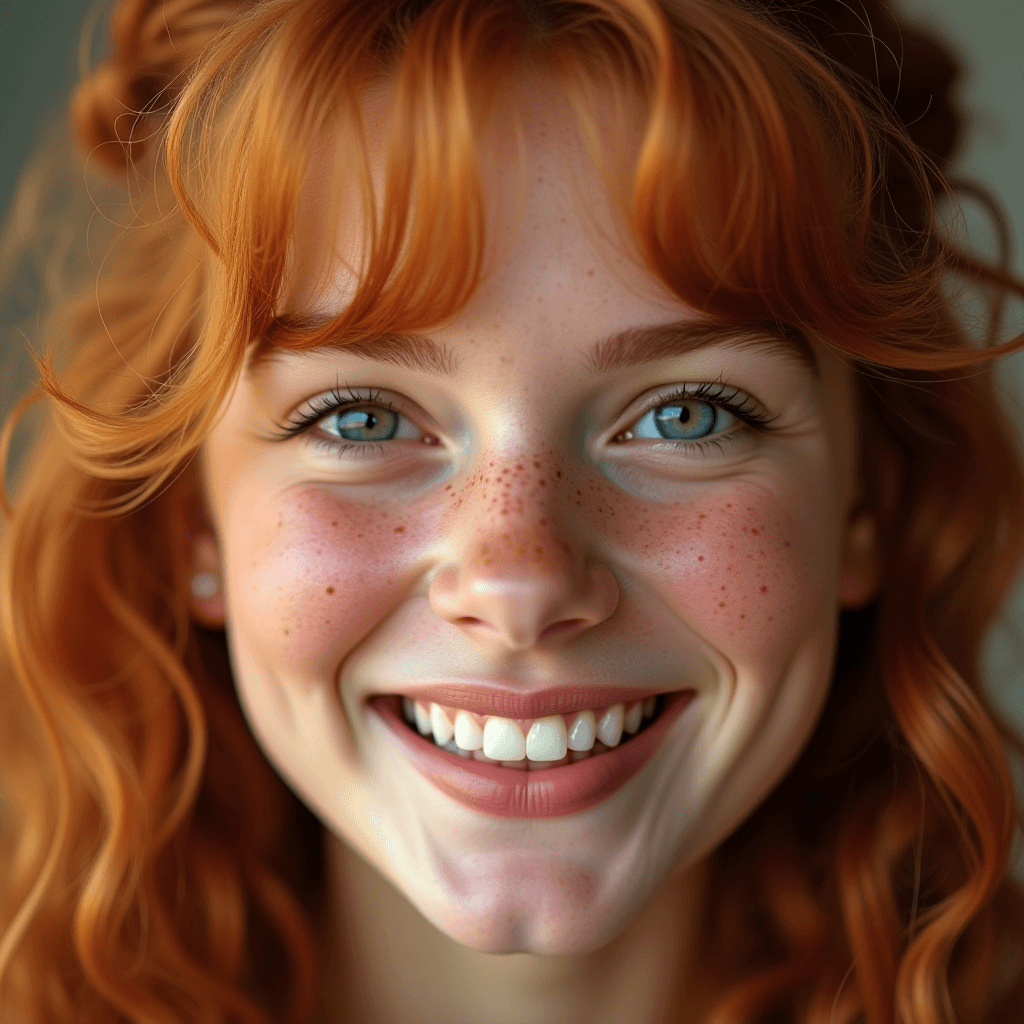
[{"xmin": 2, "ymin": 1, "xmax": 1024, "ymax": 1022}]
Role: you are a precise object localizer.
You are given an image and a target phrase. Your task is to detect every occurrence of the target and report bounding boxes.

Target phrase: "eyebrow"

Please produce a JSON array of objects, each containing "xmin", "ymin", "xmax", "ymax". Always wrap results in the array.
[
  {"xmin": 245, "ymin": 319, "xmax": 459, "ymax": 378},
  {"xmin": 244, "ymin": 314, "xmax": 819, "ymax": 379}
]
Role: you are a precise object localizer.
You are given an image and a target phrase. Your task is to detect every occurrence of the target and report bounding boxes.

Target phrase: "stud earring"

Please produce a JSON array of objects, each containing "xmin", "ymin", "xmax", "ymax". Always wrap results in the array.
[{"xmin": 190, "ymin": 571, "xmax": 221, "ymax": 600}]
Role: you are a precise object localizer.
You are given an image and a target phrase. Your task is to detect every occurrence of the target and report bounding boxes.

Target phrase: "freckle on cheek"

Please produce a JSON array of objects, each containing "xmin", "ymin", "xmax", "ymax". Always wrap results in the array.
[
  {"xmin": 587, "ymin": 486, "xmax": 810, "ymax": 650},
  {"xmin": 240, "ymin": 489, "xmax": 434, "ymax": 661}
]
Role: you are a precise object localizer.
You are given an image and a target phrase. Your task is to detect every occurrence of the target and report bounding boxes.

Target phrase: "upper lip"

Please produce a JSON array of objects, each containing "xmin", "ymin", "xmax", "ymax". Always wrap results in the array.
[{"xmin": 373, "ymin": 682, "xmax": 690, "ymax": 718}]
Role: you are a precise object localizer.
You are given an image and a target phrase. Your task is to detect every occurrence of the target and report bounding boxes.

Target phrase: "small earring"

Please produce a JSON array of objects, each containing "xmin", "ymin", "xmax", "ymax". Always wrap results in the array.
[{"xmin": 190, "ymin": 571, "xmax": 220, "ymax": 600}]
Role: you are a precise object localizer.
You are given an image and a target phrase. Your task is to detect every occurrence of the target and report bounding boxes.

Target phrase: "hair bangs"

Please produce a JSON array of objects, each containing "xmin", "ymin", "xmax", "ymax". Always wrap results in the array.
[
  {"xmin": 172, "ymin": 0, "xmax": 545, "ymax": 357},
  {"xmin": 173, "ymin": 0, "xmax": 986, "ymax": 375}
]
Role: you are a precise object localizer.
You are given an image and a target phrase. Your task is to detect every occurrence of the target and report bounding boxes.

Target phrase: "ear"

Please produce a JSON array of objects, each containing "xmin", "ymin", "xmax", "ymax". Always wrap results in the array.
[
  {"xmin": 188, "ymin": 529, "xmax": 226, "ymax": 628},
  {"xmin": 837, "ymin": 508, "xmax": 882, "ymax": 609},
  {"xmin": 171, "ymin": 461, "xmax": 227, "ymax": 629}
]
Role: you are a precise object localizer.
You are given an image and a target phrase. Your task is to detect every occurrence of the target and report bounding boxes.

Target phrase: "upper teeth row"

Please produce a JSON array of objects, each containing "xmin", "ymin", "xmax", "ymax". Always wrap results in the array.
[{"xmin": 401, "ymin": 697, "xmax": 658, "ymax": 761}]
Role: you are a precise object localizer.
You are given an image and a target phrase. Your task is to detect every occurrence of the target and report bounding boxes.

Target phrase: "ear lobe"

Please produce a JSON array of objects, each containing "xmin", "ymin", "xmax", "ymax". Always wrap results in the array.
[
  {"xmin": 173, "ymin": 467, "xmax": 225, "ymax": 628},
  {"xmin": 188, "ymin": 530, "xmax": 226, "ymax": 628},
  {"xmin": 838, "ymin": 510, "xmax": 882, "ymax": 609}
]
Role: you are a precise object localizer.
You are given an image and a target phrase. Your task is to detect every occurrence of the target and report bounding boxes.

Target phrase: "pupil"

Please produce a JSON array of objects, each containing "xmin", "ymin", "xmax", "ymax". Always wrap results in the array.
[
  {"xmin": 654, "ymin": 400, "xmax": 715, "ymax": 439},
  {"xmin": 336, "ymin": 406, "xmax": 399, "ymax": 441}
]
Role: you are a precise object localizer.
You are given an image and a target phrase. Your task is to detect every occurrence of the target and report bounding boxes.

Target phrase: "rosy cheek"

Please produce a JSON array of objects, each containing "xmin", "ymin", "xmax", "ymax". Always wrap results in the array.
[
  {"xmin": 231, "ymin": 488, "xmax": 432, "ymax": 667},
  {"xmin": 588, "ymin": 482, "xmax": 817, "ymax": 661}
]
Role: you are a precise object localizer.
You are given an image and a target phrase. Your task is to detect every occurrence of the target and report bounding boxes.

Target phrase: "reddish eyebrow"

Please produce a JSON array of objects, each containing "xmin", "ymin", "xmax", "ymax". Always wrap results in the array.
[
  {"xmin": 586, "ymin": 320, "xmax": 819, "ymax": 376},
  {"xmin": 245, "ymin": 321, "xmax": 458, "ymax": 378},
  {"xmin": 244, "ymin": 315, "xmax": 819, "ymax": 379}
]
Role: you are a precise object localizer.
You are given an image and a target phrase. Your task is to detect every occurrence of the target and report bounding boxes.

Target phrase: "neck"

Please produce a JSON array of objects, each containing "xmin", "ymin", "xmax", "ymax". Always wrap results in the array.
[{"xmin": 316, "ymin": 832, "xmax": 711, "ymax": 1024}]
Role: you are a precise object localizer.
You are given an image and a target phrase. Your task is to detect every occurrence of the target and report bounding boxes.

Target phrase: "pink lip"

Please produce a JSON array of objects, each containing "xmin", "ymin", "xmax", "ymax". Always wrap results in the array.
[
  {"xmin": 382, "ymin": 684, "xmax": 674, "ymax": 719},
  {"xmin": 370, "ymin": 690, "xmax": 695, "ymax": 818}
]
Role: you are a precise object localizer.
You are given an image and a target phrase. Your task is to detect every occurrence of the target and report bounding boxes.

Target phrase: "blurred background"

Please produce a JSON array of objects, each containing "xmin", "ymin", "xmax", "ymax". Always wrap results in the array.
[{"xmin": 1, "ymin": 0, "xmax": 1024, "ymax": 732}]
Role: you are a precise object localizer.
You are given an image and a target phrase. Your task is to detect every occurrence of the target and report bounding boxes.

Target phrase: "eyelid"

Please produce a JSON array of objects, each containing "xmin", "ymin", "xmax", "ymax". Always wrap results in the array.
[
  {"xmin": 616, "ymin": 381, "xmax": 774, "ymax": 437},
  {"xmin": 267, "ymin": 385, "xmax": 426, "ymax": 442},
  {"xmin": 267, "ymin": 379, "xmax": 774, "ymax": 454}
]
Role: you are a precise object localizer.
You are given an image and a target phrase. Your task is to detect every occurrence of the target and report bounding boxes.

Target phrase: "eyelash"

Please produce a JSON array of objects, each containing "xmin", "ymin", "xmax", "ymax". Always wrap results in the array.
[
  {"xmin": 269, "ymin": 386, "xmax": 410, "ymax": 458},
  {"xmin": 624, "ymin": 381, "xmax": 774, "ymax": 449},
  {"xmin": 268, "ymin": 381, "xmax": 775, "ymax": 457}
]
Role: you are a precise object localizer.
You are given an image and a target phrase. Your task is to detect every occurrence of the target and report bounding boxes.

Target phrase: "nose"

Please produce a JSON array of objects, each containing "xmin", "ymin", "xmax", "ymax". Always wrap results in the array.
[{"xmin": 428, "ymin": 463, "xmax": 618, "ymax": 651}]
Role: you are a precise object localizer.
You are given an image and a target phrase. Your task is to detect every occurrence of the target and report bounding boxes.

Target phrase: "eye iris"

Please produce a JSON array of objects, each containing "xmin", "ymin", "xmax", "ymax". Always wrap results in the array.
[
  {"xmin": 334, "ymin": 406, "xmax": 399, "ymax": 441},
  {"xmin": 654, "ymin": 401, "xmax": 716, "ymax": 439}
]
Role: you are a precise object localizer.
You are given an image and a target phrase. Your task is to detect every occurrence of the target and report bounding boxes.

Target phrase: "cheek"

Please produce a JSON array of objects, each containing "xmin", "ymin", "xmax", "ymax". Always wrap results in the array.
[
  {"xmin": 592, "ymin": 483, "xmax": 824, "ymax": 664},
  {"xmin": 228, "ymin": 488, "xmax": 431, "ymax": 671}
]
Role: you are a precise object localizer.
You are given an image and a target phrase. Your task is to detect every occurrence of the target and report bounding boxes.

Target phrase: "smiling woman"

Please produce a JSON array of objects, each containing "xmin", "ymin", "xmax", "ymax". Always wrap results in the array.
[{"xmin": 2, "ymin": 1, "xmax": 1024, "ymax": 1024}]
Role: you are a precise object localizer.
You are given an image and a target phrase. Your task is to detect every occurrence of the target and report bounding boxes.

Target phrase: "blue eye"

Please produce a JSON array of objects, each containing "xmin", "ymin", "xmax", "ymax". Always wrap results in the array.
[
  {"xmin": 269, "ymin": 381, "xmax": 772, "ymax": 457},
  {"xmin": 617, "ymin": 383, "xmax": 771, "ymax": 449},
  {"xmin": 269, "ymin": 386, "xmax": 428, "ymax": 454},
  {"xmin": 631, "ymin": 399, "xmax": 735, "ymax": 441},
  {"xmin": 329, "ymin": 405, "xmax": 401, "ymax": 442}
]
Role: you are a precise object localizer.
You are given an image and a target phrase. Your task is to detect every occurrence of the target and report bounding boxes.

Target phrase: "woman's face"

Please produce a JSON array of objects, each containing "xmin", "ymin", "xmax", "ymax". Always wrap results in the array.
[{"xmin": 197, "ymin": 88, "xmax": 875, "ymax": 955}]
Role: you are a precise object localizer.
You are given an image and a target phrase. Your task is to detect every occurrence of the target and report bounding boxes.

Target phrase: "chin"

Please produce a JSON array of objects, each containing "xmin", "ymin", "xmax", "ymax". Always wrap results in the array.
[{"xmin": 392, "ymin": 848, "xmax": 664, "ymax": 956}]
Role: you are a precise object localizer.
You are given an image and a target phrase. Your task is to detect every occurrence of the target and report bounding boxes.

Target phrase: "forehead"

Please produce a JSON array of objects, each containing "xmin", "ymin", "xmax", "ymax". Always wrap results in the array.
[
  {"xmin": 261, "ymin": 72, "xmax": 842, "ymax": 396},
  {"xmin": 282, "ymin": 76, "xmax": 640, "ymax": 312}
]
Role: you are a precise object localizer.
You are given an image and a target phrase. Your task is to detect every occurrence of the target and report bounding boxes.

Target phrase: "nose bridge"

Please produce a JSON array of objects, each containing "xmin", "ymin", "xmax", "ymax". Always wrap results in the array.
[
  {"xmin": 470, "ymin": 449, "xmax": 566, "ymax": 545},
  {"xmin": 453, "ymin": 447, "xmax": 578, "ymax": 583},
  {"xmin": 430, "ymin": 447, "xmax": 617, "ymax": 650}
]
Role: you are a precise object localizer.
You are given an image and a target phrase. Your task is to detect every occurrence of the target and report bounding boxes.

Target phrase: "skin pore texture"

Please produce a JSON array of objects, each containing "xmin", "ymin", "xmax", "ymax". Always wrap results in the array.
[{"xmin": 189, "ymin": 83, "xmax": 879, "ymax": 1024}]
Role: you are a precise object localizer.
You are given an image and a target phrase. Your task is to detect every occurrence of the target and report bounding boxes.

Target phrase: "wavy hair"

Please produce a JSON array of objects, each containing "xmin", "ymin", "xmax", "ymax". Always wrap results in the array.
[{"xmin": 2, "ymin": 0, "xmax": 1024, "ymax": 1021}]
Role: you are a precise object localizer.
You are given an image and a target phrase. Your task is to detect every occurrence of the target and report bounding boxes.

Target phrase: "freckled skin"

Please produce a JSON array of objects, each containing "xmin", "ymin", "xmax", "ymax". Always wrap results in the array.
[
  {"xmin": 197, "ymin": 83, "xmax": 869, "ymax": 997},
  {"xmin": 602, "ymin": 493, "xmax": 806, "ymax": 643},
  {"xmin": 234, "ymin": 488, "xmax": 427, "ymax": 658},
  {"xmin": 432, "ymin": 441, "xmax": 809, "ymax": 650}
]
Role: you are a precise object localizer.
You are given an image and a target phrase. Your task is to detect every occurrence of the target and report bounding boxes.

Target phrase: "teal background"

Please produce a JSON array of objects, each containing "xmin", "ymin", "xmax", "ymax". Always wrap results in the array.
[
  {"xmin": 0, "ymin": 0, "xmax": 106, "ymax": 216},
  {"xmin": 1, "ymin": 0, "xmax": 1024, "ymax": 735}
]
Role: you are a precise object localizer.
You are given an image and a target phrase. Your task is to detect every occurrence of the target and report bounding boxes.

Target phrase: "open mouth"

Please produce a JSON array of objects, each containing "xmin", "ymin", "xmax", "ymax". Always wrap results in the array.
[
  {"xmin": 370, "ymin": 689, "xmax": 695, "ymax": 818},
  {"xmin": 389, "ymin": 693, "xmax": 668, "ymax": 770}
]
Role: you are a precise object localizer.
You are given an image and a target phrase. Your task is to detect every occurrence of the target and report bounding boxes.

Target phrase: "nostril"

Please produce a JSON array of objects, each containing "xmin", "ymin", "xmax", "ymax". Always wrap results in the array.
[{"xmin": 456, "ymin": 617, "xmax": 484, "ymax": 626}]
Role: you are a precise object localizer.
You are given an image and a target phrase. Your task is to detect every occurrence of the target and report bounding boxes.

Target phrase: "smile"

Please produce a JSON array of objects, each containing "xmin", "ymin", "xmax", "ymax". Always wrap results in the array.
[
  {"xmin": 403, "ymin": 694, "xmax": 662, "ymax": 765},
  {"xmin": 370, "ymin": 688, "xmax": 696, "ymax": 818}
]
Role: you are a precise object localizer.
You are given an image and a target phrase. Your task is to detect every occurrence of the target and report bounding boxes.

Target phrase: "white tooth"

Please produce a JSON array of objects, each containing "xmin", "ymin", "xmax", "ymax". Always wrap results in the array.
[
  {"xmin": 454, "ymin": 711, "xmax": 483, "ymax": 751},
  {"xmin": 596, "ymin": 703, "xmax": 624, "ymax": 747},
  {"xmin": 643, "ymin": 696, "xmax": 656, "ymax": 718},
  {"xmin": 413, "ymin": 701, "xmax": 432, "ymax": 736},
  {"xmin": 441, "ymin": 738, "xmax": 471, "ymax": 758},
  {"xmin": 482, "ymin": 717, "xmax": 526, "ymax": 761},
  {"xmin": 402, "ymin": 697, "xmax": 415, "ymax": 724},
  {"xmin": 566, "ymin": 710, "xmax": 596, "ymax": 751},
  {"xmin": 526, "ymin": 716, "xmax": 568, "ymax": 761},
  {"xmin": 623, "ymin": 701, "xmax": 643, "ymax": 734},
  {"xmin": 430, "ymin": 704, "xmax": 454, "ymax": 746}
]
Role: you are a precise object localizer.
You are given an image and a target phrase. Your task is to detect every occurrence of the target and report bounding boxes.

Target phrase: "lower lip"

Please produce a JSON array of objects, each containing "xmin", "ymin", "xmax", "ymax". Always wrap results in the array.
[{"xmin": 370, "ymin": 691, "xmax": 695, "ymax": 818}]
